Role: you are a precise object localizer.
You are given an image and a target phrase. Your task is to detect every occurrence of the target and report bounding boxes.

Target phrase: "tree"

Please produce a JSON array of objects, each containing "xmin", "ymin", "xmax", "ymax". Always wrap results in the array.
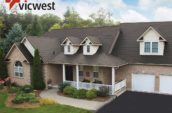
[
  {"xmin": 49, "ymin": 23, "xmax": 61, "ymax": 31},
  {"xmin": 0, "ymin": 17, "xmax": 4, "ymax": 39},
  {"xmin": 31, "ymin": 49, "xmax": 45, "ymax": 90},
  {"xmin": 0, "ymin": 48, "xmax": 7, "ymax": 80},
  {"xmin": 40, "ymin": 14, "xmax": 61, "ymax": 32},
  {"xmin": 30, "ymin": 16, "xmax": 43, "ymax": 36},
  {"xmin": 89, "ymin": 8, "xmax": 114, "ymax": 26},
  {"xmin": 4, "ymin": 23, "xmax": 25, "ymax": 53},
  {"xmin": 62, "ymin": 7, "xmax": 86, "ymax": 28}
]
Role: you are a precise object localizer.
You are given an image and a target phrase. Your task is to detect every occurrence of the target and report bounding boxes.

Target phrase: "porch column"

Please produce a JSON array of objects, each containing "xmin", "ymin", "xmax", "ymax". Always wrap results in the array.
[
  {"xmin": 112, "ymin": 67, "xmax": 116, "ymax": 95},
  {"xmin": 76, "ymin": 65, "xmax": 79, "ymax": 89},
  {"xmin": 62, "ymin": 64, "xmax": 66, "ymax": 82}
]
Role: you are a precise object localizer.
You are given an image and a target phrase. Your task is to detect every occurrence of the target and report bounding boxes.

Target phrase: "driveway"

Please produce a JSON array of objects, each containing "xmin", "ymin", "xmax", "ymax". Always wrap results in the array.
[{"xmin": 97, "ymin": 91, "xmax": 172, "ymax": 113}]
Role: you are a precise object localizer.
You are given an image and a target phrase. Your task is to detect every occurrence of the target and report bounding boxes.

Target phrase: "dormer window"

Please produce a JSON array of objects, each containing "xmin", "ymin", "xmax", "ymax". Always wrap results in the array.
[
  {"xmin": 144, "ymin": 42, "xmax": 158, "ymax": 53},
  {"xmin": 67, "ymin": 45, "xmax": 71, "ymax": 52},
  {"xmin": 144, "ymin": 42, "xmax": 151, "ymax": 53},
  {"xmin": 61, "ymin": 37, "xmax": 81, "ymax": 55},
  {"xmin": 87, "ymin": 45, "xmax": 90, "ymax": 53},
  {"xmin": 80, "ymin": 36, "xmax": 102, "ymax": 55},
  {"xmin": 137, "ymin": 26, "xmax": 166, "ymax": 56},
  {"xmin": 152, "ymin": 42, "xmax": 158, "ymax": 53}
]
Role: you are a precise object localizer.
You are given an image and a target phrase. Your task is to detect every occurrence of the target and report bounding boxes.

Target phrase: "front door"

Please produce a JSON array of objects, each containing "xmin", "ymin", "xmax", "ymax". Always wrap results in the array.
[{"xmin": 65, "ymin": 66, "xmax": 73, "ymax": 81}]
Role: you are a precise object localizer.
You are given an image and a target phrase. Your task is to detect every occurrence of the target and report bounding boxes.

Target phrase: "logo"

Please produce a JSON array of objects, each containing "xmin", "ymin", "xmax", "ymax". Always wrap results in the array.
[
  {"xmin": 5, "ymin": 0, "xmax": 55, "ymax": 10},
  {"xmin": 5, "ymin": 0, "xmax": 20, "ymax": 9}
]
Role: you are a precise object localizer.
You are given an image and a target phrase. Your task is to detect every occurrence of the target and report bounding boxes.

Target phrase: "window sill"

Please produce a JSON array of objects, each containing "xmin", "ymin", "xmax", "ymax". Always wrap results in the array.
[{"xmin": 13, "ymin": 76, "xmax": 24, "ymax": 79}]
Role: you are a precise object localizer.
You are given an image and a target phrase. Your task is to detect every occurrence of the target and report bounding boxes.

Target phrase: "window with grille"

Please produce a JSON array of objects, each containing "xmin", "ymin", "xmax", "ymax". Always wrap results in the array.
[{"xmin": 14, "ymin": 61, "xmax": 23, "ymax": 77}]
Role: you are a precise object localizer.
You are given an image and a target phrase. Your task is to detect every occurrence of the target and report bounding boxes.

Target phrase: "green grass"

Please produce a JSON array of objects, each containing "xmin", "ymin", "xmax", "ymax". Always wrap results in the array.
[{"xmin": 0, "ymin": 93, "xmax": 92, "ymax": 113}]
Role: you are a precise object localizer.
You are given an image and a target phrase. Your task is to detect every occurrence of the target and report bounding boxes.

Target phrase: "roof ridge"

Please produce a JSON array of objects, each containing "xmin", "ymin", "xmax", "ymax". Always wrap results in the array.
[{"xmin": 108, "ymin": 29, "xmax": 120, "ymax": 54}]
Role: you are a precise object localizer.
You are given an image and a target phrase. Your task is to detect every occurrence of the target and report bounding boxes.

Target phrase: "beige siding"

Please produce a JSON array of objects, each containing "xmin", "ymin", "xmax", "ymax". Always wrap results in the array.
[
  {"xmin": 72, "ymin": 66, "xmax": 111, "ymax": 84},
  {"xmin": 43, "ymin": 64, "xmax": 62, "ymax": 85},
  {"xmin": 6, "ymin": 46, "xmax": 31, "ymax": 86},
  {"xmin": 116, "ymin": 64, "xmax": 172, "ymax": 92}
]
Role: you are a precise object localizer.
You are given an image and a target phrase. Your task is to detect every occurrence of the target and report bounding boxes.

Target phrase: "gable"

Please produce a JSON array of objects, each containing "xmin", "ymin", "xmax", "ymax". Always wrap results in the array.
[
  {"xmin": 137, "ymin": 26, "xmax": 167, "ymax": 42},
  {"xmin": 6, "ymin": 44, "xmax": 28, "ymax": 63}
]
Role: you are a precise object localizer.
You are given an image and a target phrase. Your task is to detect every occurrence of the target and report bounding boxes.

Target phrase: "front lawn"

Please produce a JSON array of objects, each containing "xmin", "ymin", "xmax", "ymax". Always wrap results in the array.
[{"xmin": 0, "ymin": 93, "xmax": 92, "ymax": 113}]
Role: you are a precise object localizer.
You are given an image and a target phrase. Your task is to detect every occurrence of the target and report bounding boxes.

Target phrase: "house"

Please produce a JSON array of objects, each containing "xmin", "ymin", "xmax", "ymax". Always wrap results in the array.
[{"xmin": 5, "ymin": 21, "xmax": 172, "ymax": 95}]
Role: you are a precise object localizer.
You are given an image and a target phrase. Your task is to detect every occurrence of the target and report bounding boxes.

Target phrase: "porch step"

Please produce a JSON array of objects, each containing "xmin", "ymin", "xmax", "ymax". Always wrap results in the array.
[{"xmin": 115, "ymin": 87, "xmax": 126, "ymax": 97}]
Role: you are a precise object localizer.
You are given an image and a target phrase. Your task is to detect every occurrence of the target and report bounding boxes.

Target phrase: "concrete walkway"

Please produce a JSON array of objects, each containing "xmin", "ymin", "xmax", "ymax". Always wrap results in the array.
[{"xmin": 40, "ymin": 89, "xmax": 114, "ymax": 110}]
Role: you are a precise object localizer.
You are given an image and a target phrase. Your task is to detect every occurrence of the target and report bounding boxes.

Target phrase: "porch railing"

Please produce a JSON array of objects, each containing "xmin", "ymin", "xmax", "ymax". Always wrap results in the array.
[
  {"xmin": 65, "ymin": 79, "xmax": 126, "ymax": 95},
  {"xmin": 65, "ymin": 80, "xmax": 112, "ymax": 94},
  {"xmin": 115, "ymin": 79, "xmax": 127, "ymax": 92}
]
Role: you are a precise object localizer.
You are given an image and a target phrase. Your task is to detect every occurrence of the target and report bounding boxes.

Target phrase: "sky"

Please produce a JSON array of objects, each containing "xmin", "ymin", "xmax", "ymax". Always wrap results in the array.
[{"xmin": 1, "ymin": 0, "xmax": 172, "ymax": 22}]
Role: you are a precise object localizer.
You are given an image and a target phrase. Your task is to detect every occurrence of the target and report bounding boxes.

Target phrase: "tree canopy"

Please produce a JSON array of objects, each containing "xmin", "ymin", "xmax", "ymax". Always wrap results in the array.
[
  {"xmin": 0, "ymin": 48, "xmax": 7, "ymax": 80},
  {"xmin": 0, "ymin": 7, "xmax": 116, "ymax": 38},
  {"xmin": 3, "ymin": 23, "xmax": 25, "ymax": 53}
]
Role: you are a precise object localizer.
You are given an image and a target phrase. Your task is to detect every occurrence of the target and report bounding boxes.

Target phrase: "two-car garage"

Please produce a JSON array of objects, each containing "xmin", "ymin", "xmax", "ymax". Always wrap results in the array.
[{"xmin": 132, "ymin": 74, "xmax": 172, "ymax": 94}]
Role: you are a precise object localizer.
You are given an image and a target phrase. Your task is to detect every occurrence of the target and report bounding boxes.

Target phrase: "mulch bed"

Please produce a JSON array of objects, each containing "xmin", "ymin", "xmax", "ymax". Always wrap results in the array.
[
  {"xmin": 5, "ymin": 94, "xmax": 40, "ymax": 108},
  {"xmin": 57, "ymin": 91, "xmax": 111, "ymax": 102}
]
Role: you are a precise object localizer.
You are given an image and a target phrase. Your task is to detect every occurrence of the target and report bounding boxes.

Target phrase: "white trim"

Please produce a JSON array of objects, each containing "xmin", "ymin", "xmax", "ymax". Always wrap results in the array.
[
  {"xmin": 137, "ymin": 26, "xmax": 167, "ymax": 42},
  {"xmin": 76, "ymin": 65, "xmax": 79, "ymax": 89},
  {"xmin": 5, "ymin": 43, "xmax": 29, "ymax": 63},
  {"xmin": 61, "ymin": 37, "xmax": 80, "ymax": 46},
  {"xmin": 62, "ymin": 64, "xmax": 66, "ymax": 82},
  {"xmin": 13, "ymin": 61, "xmax": 24, "ymax": 78},
  {"xmin": 80, "ymin": 37, "xmax": 102, "ymax": 46},
  {"xmin": 112, "ymin": 67, "xmax": 115, "ymax": 95}
]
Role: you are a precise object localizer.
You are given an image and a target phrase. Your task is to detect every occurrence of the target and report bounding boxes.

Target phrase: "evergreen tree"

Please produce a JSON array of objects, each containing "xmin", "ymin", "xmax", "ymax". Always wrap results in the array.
[
  {"xmin": 4, "ymin": 23, "xmax": 25, "ymax": 53},
  {"xmin": 0, "ymin": 48, "xmax": 7, "ymax": 79},
  {"xmin": 31, "ymin": 49, "xmax": 45, "ymax": 90},
  {"xmin": 30, "ymin": 16, "xmax": 43, "ymax": 36}
]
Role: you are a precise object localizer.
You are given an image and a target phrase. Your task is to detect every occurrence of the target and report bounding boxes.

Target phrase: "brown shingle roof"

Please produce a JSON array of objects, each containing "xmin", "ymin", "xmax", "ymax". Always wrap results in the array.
[
  {"xmin": 25, "ymin": 21, "xmax": 172, "ymax": 66},
  {"xmin": 113, "ymin": 21, "xmax": 172, "ymax": 65},
  {"xmin": 15, "ymin": 43, "xmax": 33, "ymax": 62}
]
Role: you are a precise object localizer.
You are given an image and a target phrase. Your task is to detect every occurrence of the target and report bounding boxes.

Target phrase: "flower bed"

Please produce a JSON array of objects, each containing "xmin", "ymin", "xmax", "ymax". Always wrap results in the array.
[{"xmin": 58, "ymin": 83, "xmax": 110, "ymax": 101}]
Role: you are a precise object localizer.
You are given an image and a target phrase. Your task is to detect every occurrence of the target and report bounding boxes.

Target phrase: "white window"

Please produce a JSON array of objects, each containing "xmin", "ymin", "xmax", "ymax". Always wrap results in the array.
[
  {"xmin": 144, "ymin": 42, "xmax": 158, "ymax": 53},
  {"xmin": 93, "ymin": 67, "xmax": 99, "ymax": 78},
  {"xmin": 144, "ymin": 42, "xmax": 151, "ymax": 53},
  {"xmin": 14, "ymin": 61, "xmax": 23, "ymax": 78},
  {"xmin": 152, "ymin": 42, "xmax": 158, "ymax": 53},
  {"xmin": 67, "ymin": 45, "xmax": 70, "ymax": 52},
  {"xmin": 87, "ymin": 45, "xmax": 90, "ymax": 53}
]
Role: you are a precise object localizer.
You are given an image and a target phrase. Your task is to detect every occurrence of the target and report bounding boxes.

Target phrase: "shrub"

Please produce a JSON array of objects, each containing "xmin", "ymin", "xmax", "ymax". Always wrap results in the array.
[
  {"xmin": 12, "ymin": 92, "xmax": 38, "ymax": 104},
  {"xmin": 39, "ymin": 98, "xmax": 56, "ymax": 105},
  {"xmin": 73, "ymin": 89, "xmax": 87, "ymax": 99},
  {"xmin": 97, "ymin": 86, "xmax": 109, "ymax": 97},
  {"xmin": 58, "ymin": 82, "xmax": 70, "ymax": 92},
  {"xmin": 63, "ymin": 86, "xmax": 76, "ymax": 96},
  {"xmin": 21, "ymin": 85, "xmax": 33, "ymax": 93},
  {"xmin": 11, "ymin": 82, "xmax": 19, "ymax": 87},
  {"xmin": 8, "ymin": 86, "xmax": 21, "ymax": 93},
  {"xmin": 86, "ymin": 89, "xmax": 97, "ymax": 99},
  {"xmin": 0, "ymin": 84, "xmax": 4, "ymax": 90}
]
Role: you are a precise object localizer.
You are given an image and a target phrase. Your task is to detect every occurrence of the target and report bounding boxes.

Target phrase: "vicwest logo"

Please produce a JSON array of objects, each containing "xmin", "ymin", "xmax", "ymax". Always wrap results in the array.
[{"xmin": 5, "ymin": 0, "xmax": 55, "ymax": 10}]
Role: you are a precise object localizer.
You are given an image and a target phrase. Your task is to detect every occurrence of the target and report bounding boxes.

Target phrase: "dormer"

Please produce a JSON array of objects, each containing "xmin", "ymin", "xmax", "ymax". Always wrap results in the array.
[
  {"xmin": 61, "ymin": 37, "xmax": 81, "ymax": 55},
  {"xmin": 80, "ymin": 36, "xmax": 102, "ymax": 55},
  {"xmin": 137, "ymin": 26, "xmax": 167, "ymax": 56}
]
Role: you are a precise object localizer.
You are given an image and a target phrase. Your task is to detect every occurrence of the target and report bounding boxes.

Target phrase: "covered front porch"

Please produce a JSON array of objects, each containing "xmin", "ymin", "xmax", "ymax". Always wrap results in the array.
[{"xmin": 62, "ymin": 64, "xmax": 126, "ymax": 95}]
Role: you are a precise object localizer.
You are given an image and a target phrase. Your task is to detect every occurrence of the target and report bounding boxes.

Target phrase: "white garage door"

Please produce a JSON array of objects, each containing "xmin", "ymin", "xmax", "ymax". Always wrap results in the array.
[
  {"xmin": 132, "ymin": 74, "xmax": 155, "ymax": 92},
  {"xmin": 160, "ymin": 75, "xmax": 172, "ymax": 94}
]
